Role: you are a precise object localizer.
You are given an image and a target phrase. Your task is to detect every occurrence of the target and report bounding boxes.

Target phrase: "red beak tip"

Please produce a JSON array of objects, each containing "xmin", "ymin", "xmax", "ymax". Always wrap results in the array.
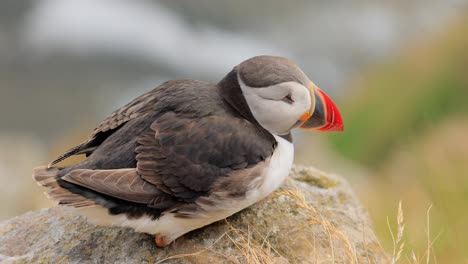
[
  {"xmin": 318, "ymin": 123, "xmax": 344, "ymax": 132},
  {"xmin": 332, "ymin": 124, "xmax": 344, "ymax": 132},
  {"xmin": 317, "ymin": 88, "xmax": 344, "ymax": 132}
]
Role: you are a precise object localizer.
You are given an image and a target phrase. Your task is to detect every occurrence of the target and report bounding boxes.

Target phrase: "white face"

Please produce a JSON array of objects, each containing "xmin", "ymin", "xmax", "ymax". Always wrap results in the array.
[{"xmin": 238, "ymin": 75, "xmax": 313, "ymax": 135}]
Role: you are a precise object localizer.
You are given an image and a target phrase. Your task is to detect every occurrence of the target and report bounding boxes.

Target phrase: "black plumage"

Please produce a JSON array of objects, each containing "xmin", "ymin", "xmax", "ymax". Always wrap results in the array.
[{"xmin": 35, "ymin": 77, "xmax": 276, "ymax": 219}]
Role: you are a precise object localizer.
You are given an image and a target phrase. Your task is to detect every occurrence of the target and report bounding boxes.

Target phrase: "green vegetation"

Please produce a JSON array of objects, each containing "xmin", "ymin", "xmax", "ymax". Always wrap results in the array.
[
  {"xmin": 328, "ymin": 17, "xmax": 468, "ymax": 167},
  {"xmin": 326, "ymin": 17, "xmax": 468, "ymax": 263}
]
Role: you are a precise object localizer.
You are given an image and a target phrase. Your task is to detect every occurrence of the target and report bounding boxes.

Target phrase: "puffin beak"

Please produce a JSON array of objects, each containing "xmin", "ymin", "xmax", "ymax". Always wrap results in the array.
[{"xmin": 299, "ymin": 82, "xmax": 344, "ymax": 131}]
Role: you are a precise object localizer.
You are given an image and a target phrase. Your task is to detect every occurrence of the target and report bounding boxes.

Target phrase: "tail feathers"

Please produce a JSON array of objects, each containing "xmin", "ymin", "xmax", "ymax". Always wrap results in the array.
[{"xmin": 32, "ymin": 166, "xmax": 95, "ymax": 208}]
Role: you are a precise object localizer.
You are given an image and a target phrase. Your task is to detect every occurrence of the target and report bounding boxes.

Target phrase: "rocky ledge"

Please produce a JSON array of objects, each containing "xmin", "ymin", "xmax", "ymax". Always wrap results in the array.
[{"xmin": 0, "ymin": 166, "xmax": 387, "ymax": 263}]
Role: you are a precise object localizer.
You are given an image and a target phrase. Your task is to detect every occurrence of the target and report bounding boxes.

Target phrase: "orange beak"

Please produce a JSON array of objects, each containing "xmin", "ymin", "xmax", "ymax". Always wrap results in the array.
[{"xmin": 299, "ymin": 83, "xmax": 344, "ymax": 131}]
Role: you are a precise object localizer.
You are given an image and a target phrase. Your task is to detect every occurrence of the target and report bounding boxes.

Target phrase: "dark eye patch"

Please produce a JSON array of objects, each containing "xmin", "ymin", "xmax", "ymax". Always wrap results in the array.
[{"xmin": 281, "ymin": 94, "xmax": 294, "ymax": 104}]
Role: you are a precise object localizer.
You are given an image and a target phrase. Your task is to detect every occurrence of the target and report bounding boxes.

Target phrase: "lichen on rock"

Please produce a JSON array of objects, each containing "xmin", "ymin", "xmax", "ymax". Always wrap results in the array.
[{"xmin": 0, "ymin": 166, "xmax": 388, "ymax": 263}]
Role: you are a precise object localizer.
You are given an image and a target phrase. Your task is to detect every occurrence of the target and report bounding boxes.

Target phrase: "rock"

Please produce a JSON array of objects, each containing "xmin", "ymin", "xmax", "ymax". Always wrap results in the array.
[{"xmin": 0, "ymin": 166, "xmax": 387, "ymax": 263}]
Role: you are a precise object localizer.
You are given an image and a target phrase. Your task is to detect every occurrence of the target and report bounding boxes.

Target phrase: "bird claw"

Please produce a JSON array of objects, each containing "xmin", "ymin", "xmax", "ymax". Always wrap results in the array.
[{"xmin": 154, "ymin": 234, "xmax": 170, "ymax": 247}]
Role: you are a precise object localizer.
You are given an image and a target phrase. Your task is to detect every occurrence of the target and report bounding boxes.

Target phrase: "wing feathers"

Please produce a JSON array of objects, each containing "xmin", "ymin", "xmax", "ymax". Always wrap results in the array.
[
  {"xmin": 135, "ymin": 113, "xmax": 276, "ymax": 202},
  {"xmin": 91, "ymin": 88, "xmax": 159, "ymax": 137},
  {"xmin": 62, "ymin": 169, "xmax": 160, "ymax": 203},
  {"xmin": 47, "ymin": 140, "xmax": 93, "ymax": 168}
]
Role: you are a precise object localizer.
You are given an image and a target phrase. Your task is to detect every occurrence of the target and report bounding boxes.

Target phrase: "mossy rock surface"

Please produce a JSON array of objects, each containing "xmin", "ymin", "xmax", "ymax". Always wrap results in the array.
[{"xmin": 0, "ymin": 166, "xmax": 387, "ymax": 263}]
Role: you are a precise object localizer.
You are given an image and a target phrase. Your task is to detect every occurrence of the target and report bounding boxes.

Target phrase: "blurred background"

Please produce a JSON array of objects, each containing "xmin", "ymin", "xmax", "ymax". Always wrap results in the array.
[{"xmin": 1, "ymin": 0, "xmax": 467, "ymax": 262}]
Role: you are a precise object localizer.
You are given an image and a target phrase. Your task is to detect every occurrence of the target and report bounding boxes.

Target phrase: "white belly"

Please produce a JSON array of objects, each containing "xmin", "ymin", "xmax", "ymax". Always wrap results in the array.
[
  {"xmin": 73, "ymin": 135, "xmax": 294, "ymax": 241},
  {"xmin": 238, "ymin": 134, "xmax": 294, "ymax": 209}
]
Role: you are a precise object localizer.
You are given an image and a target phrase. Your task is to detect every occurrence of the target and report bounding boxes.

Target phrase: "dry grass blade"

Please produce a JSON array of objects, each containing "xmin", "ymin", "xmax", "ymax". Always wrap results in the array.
[
  {"xmin": 386, "ymin": 201, "xmax": 441, "ymax": 264},
  {"xmin": 274, "ymin": 188, "xmax": 359, "ymax": 263},
  {"xmin": 389, "ymin": 200, "xmax": 405, "ymax": 264},
  {"xmin": 223, "ymin": 220, "xmax": 283, "ymax": 264},
  {"xmin": 420, "ymin": 204, "xmax": 441, "ymax": 264},
  {"xmin": 426, "ymin": 204, "xmax": 432, "ymax": 264}
]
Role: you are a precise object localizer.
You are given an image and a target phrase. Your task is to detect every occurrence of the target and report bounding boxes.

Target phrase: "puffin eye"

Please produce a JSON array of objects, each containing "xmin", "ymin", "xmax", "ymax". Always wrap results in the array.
[{"xmin": 281, "ymin": 94, "xmax": 294, "ymax": 104}]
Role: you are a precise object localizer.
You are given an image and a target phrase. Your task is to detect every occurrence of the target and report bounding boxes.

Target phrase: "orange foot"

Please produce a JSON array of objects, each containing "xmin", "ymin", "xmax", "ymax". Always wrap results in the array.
[{"xmin": 154, "ymin": 234, "xmax": 170, "ymax": 247}]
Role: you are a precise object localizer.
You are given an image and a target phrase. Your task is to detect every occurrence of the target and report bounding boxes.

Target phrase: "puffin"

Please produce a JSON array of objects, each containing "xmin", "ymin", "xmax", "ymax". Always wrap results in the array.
[{"xmin": 33, "ymin": 55, "xmax": 343, "ymax": 247}]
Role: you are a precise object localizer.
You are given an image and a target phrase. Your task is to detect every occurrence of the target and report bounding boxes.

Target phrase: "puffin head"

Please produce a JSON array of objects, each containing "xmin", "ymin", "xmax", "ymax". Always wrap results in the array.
[{"xmin": 219, "ymin": 55, "xmax": 344, "ymax": 136}]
